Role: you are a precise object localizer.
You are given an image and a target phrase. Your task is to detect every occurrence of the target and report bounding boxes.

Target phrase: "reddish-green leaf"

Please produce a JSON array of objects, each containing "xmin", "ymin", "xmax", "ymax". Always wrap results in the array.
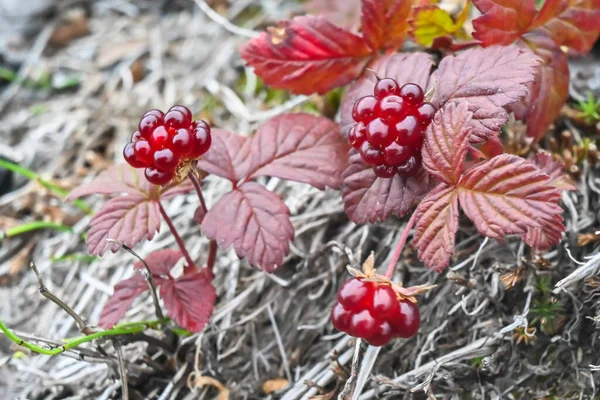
[
  {"xmin": 430, "ymin": 45, "xmax": 540, "ymax": 143},
  {"xmin": 133, "ymin": 249, "xmax": 184, "ymax": 276},
  {"xmin": 86, "ymin": 194, "xmax": 161, "ymax": 255},
  {"xmin": 422, "ymin": 101, "xmax": 473, "ymax": 185},
  {"xmin": 245, "ymin": 113, "xmax": 350, "ymax": 190},
  {"xmin": 517, "ymin": 33, "xmax": 570, "ymax": 143},
  {"xmin": 160, "ymin": 270, "xmax": 216, "ymax": 333},
  {"xmin": 412, "ymin": 184, "xmax": 460, "ymax": 271},
  {"xmin": 240, "ymin": 16, "xmax": 372, "ymax": 95},
  {"xmin": 361, "ymin": 0, "xmax": 413, "ymax": 50},
  {"xmin": 472, "ymin": 0, "xmax": 537, "ymax": 46},
  {"xmin": 530, "ymin": 151, "xmax": 577, "ymax": 191},
  {"xmin": 531, "ymin": 0, "xmax": 600, "ymax": 54},
  {"xmin": 341, "ymin": 52, "xmax": 434, "ymax": 134},
  {"xmin": 197, "ymin": 129, "xmax": 250, "ymax": 183},
  {"xmin": 201, "ymin": 182, "xmax": 294, "ymax": 272},
  {"xmin": 522, "ymin": 215, "xmax": 565, "ymax": 251},
  {"xmin": 342, "ymin": 151, "xmax": 432, "ymax": 224},
  {"xmin": 99, "ymin": 274, "xmax": 151, "ymax": 328},
  {"xmin": 457, "ymin": 154, "xmax": 563, "ymax": 239}
]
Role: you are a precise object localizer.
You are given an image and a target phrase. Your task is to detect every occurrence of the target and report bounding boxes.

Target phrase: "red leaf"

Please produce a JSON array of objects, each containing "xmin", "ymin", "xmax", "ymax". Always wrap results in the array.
[
  {"xmin": 522, "ymin": 215, "xmax": 565, "ymax": 251},
  {"xmin": 160, "ymin": 270, "xmax": 216, "ymax": 333},
  {"xmin": 516, "ymin": 33, "xmax": 570, "ymax": 143},
  {"xmin": 240, "ymin": 16, "xmax": 372, "ymax": 95},
  {"xmin": 86, "ymin": 194, "xmax": 161, "ymax": 255},
  {"xmin": 67, "ymin": 164, "xmax": 154, "ymax": 200},
  {"xmin": 457, "ymin": 154, "xmax": 563, "ymax": 240},
  {"xmin": 201, "ymin": 182, "xmax": 294, "ymax": 272},
  {"xmin": 196, "ymin": 129, "xmax": 250, "ymax": 183},
  {"xmin": 431, "ymin": 45, "xmax": 541, "ymax": 143},
  {"xmin": 361, "ymin": 0, "xmax": 413, "ymax": 50},
  {"xmin": 99, "ymin": 274, "xmax": 150, "ymax": 328},
  {"xmin": 471, "ymin": 0, "xmax": 537, "ymax": 46},
  {"xmin": 412, "ymin": 184, "xmax": 459, "ymax": 271},
  {"xmin": 341, "ymin": 52, "xmax": 435, "ymax": 134},
  {"xmin": 342, "ymin": 151, "xmax": 432, "ymax": 224},
  {"xmin": 529, "ymin": 151, "xmax": 577, "ymax": 191},
  {"xmin": 422, "ymin": 101, "xmax": 473, "ymax": 185},
  {"xmin": 133, "ymin": 249, "xmax": 184, "ymax": 277},
  {"xmin": 531, "ymin": 0, "xmax": 600, "ymax": 54},
  {"xmin": 245, "ymin": 113, "xmax": 350, "ymax": 190}
]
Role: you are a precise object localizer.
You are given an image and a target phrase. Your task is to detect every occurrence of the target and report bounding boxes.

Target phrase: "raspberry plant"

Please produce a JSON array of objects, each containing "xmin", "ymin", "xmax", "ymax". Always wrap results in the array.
[
  {"xmin": 67, "ymin": 112, "xmax": 350, "ymax": 332},
  {"xmin": 240, "ymin": 0, "xmax": 598, "ymax": 343},
  {"xmin": 8, "ymin": 0, "xmax": 592, "ymax": 357}
]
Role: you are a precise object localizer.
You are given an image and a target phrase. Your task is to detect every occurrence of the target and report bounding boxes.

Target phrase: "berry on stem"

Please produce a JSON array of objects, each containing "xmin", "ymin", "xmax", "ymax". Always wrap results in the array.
[
  {"xmin": 349, "ymin": 78, "xmax": 436, "ymax": 178},
  {"xmin": 124, "ymin": 105, "xmax": 213, "ymax": 185},
  {"xmin": 331, "ymin": 277, "xmax": 421, "ymax": 346}
]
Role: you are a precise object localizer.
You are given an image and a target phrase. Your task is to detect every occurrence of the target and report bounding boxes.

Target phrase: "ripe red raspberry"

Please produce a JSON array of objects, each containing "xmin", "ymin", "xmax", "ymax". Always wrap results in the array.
[
  {"xmin": 331, "ymin": 277, "xmax": 420, "ymax": 346},
  {"xmin": 349, "ymin": 78, "xmax": 436, "ymax": 178},
  {"xmin": 123, "ymin": 106, "xmax": 212, "ymax": 185}
]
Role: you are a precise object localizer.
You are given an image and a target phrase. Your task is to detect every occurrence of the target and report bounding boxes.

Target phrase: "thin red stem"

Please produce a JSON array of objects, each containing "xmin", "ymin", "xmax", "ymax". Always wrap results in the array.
[
  {"xmin": 385, "ymin": 212, "xmax": 418, "ymax": 279},
  {"xmin": 158, "ymin": 202, "xmax": 195, "ymax": 268},
  {"xmin": 188, "ymin": 171, "xmax": 218, "ymax": 271}
]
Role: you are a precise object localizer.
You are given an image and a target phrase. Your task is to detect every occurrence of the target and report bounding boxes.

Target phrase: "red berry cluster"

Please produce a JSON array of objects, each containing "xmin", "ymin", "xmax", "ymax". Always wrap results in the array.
[
  {"xmin": 331, "ymin": 278, "xmax": 420, "ymax": 346},
  {"xmin": 123, "ymin": 106, "xmax": 212, "ymax": 185},
  {"xmin": 349, "ymin": 78, "xmax": 436, "ymax": 178}
]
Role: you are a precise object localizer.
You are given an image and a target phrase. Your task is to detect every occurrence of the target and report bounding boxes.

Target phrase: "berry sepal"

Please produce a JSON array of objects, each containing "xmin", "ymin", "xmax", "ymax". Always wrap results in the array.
[{"xmin": 346, "ymin": 252, "xmax": 436, "ymax": 303}]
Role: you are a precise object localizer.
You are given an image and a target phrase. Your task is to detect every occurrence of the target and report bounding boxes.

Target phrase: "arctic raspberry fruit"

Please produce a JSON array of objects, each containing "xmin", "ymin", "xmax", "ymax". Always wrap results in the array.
[
  {"xmin": 349, "ymin": 79, "xmax": 436, "ymax": 178},
  {"xmin": 123, "ymin": 105, "xmax": 212, "ymax": 185},
  {"xmin": 331, "ymin": 277, "xmax": 421, "ymax": 346}
]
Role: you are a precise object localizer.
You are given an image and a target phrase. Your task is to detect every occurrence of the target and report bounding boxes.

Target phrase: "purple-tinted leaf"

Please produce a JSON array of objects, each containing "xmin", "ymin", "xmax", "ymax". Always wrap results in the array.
[
  {"xmin": 161, "ymin": 178, "xmax": 194, "ymax": 201},
  {"xmin": 412, "ymin": 184, "xmax": 459, "ymax": 272},
  {"xmin": 67, "ymin": 163, "xmax": 192, "ymax": 202},
  {"xmin": 86, "ymin": 194, "xmax": 161, "ymax": 256},
  {"xmin": 160, "ymin": 270, "xmax": 216, "ymax": 333},
  {"xmin": 530, "ymin": 151, "xmax": 577, "ymax": 191},
  {"xmin": 197, "ymin": 129, "xmax": 250, "ymax": 182},
  {"xmin": 431, "ymin": 45, "xmax": 541, "ymax": 143},
  {"xmin": 245, "ymin": 113, "xmax": 350, "ymax": 190},
  {"xmin": 133, "ymin": 249, "xmax": 184, "ymax": 276},
  {"xmin": 240, "ymin": 16, "xmax": 372, "ymax": 95},
  {"xmin": 422, "ymin": 101, "xmax": 473, "ymax": 185},
  {"xmin": 201, "ymin": 182, "xmax": 294, "ymax": 272},
  {"xmin": 67, "ymin": 164, "xmax": 154, "ymax": 200},
  {"xmin": 522, "ymin": 215, "xmax": 565, "ymax": 251},
  {"xmin": 342, "ymin": 151, "xmax": 432, "ymax": 224},
  {"xmin": 340, "ymin": 52, "xmax": 435, "ymax": 135},
  {"xmin": 457, "ymin": 154, "xmax": 563, "ymax": 239},
  {"xmin": 99, "ymin": 274, "xmax": 150, "ymax": 328}
]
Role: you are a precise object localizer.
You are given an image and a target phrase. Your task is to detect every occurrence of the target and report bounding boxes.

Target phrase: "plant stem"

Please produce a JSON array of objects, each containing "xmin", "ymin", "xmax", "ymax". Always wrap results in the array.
[
  {"xmin": 0, "ymin": 318, "xmax": 169, "ymax": 356},
  {"xmin": 188, "ymin": 171, "xmax": 218, "ymax": 271},
  {"xmin": 385, "ymin": 212, "xmax": 418, "ymax": 279},
  {"xmin": 158, "ymin": 202, "xmax": 195, "ymax": 268},
  {"xmin": 30, "ymin": 262, "xmax": 93, "ymax": 335}
]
